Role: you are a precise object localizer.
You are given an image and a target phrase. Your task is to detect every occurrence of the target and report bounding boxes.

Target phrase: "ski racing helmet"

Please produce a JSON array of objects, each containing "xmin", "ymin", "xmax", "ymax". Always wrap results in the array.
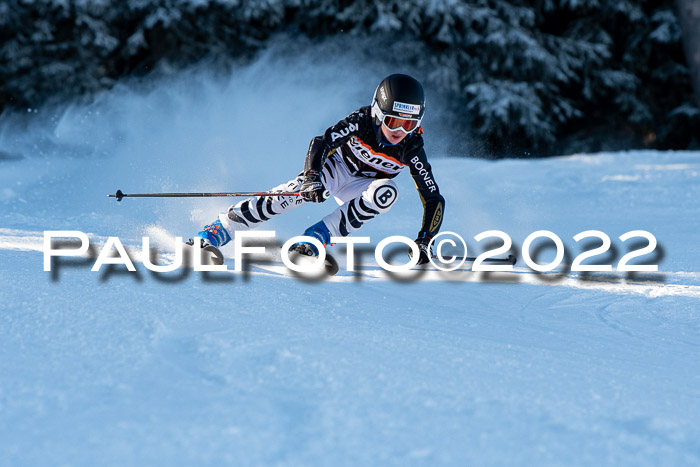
[{"xmin": 371, "ymin": 74, "xmax": 425, "ymax": 134}]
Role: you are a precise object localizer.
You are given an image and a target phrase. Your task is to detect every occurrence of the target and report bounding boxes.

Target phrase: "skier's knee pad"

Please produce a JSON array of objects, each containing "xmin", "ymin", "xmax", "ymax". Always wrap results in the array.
[{"xmin": 365, "ymin": 179, "xmax": 399, "ymax": 213}]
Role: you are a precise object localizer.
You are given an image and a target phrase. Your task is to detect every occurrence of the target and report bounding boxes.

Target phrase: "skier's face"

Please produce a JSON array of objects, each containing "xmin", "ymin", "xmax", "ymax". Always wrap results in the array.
[{"xmin": 381, "ymin": 124, "xmax": 409, "ymax": 144}]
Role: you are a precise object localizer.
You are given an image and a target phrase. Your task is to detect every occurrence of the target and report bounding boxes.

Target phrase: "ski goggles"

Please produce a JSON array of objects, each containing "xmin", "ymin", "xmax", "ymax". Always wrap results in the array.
[
  {"xmin": 382, "ymin": 115, "xmax": 421, "ymax": 133},
  {"xmin": 374, "ymin": 103, "xmax": 422, "ymax": 134}
]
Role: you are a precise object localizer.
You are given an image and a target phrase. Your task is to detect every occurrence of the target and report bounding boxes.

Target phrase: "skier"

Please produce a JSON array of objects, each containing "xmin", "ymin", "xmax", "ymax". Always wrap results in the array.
[{"xmin": 193, "ymin": 73, "xmax": 445, "ymax": 265}]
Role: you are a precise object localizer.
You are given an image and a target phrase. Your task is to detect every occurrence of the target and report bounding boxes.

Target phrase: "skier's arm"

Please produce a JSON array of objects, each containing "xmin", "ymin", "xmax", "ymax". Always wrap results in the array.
[
  {"xmin": 406, "ymin": 143, "xmax": 445, "ymax": 264},
  {"xmin": 304, "ymin": 111, "xmax": 363, "ymax": 173},
  {"xmin": 408, "ymin": 145, "xmax": 445, "ymax": 240}
]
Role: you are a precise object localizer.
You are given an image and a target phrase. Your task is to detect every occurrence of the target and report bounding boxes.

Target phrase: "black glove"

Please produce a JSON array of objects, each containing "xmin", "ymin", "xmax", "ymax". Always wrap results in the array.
[
  {"xmin": 299, "ymin": 170, "xmax": 327, "ymax": 203},
  {"xmin": 409, "ymin": 234, "xmax": 433, "ymax": 265}
]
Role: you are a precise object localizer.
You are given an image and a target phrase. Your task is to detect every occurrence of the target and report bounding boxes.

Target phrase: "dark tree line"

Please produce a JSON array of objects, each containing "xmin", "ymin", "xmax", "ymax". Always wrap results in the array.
[
  {"xmin": 0, "ymin": 0, "xmax": 697, "ymax": 157},
  {"xmin": 675, "ymin": 0, "xmax": 700, "ymax": 109}
]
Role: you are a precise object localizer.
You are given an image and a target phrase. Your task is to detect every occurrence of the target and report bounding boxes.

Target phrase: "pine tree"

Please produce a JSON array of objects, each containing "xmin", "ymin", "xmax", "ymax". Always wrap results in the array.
[{"xmin": 0, "ymin": 0, "xmax": 696, "ymax": 155}]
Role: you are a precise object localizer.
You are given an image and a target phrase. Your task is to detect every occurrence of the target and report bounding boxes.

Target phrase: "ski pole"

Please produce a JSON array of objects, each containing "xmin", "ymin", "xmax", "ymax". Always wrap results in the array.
[
  {"xmin": 433, "ymin": 254, "xmax": 517, "ymax": 265},
  {"xmin": 108, "ymin": 189, "xmax": 329, "ymax": 202}
]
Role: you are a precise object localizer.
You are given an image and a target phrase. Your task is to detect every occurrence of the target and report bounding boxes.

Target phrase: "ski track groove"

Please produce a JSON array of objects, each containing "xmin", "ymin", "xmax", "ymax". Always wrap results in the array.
[{"xmin": 594, "ymin": 303, "xmax": 639, "ymax": 339}]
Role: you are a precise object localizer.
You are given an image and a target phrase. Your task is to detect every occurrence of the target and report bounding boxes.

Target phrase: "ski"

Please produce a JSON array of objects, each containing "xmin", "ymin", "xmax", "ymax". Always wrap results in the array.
[
  {"xmin": 432, "ymin": 254, "xmax": 517, "ymax": 266},
  {"xmin": 184, "ymin": 238, "xmax": 339, "ymax": 275},
  {"xmin": 323, "ymin": 253, "xmax": 340, "ymax": 276},
  {"xmin": 184, "ymin": 238, "xmax": 225, "ymax": 266},
  {"xmin": 289, "ymin": 244, "xmax": 340, "ymax": 276}
]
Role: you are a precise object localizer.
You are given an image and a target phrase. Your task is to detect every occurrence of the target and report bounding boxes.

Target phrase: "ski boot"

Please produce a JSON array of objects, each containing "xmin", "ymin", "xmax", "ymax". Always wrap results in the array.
[
  {"xmin": 291, "ymin": 221, "xmax": 339, "ymax": 276},
  {"xmin": 185, "ymin": 219, "xmax": 230, "ymax": 266},
  {"xmin": 197, "ymin": 219, "xmax": 231, "ymax": 248}
]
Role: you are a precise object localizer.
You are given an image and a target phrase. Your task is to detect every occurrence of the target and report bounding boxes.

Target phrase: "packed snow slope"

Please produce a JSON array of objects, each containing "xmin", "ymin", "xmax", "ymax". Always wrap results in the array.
[{"xmin": 1, "ymin": 54, "xmax": 699, "ymax": 466}]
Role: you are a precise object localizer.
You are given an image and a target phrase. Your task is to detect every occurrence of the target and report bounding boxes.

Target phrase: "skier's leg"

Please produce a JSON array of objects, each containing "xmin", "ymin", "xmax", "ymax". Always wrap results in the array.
[
  {"xmin": 222, "ymin": 176, "xmax": 306, "ymax": 232},
  {"xmin": 197, "ymin": 175, "xmax": 306, "ymax": 247},
  {"xmin": 322, "ymin": 178, "xmax": 399, "ymax": 237},
  {"xmin": 199, "ymin": 153, "xmax": 346, "ymax": 248},
  {"xmin": 290, "ymin": 177, "xmax": 397, "ymax": 257},
  {"xmin": 222, "ymin": 150, "xmax": 347, "ymax": 235}
]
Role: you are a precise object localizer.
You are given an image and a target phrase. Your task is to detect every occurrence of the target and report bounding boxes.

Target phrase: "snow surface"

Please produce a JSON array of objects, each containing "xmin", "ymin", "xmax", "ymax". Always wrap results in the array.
[{"xmin": 1, "ymin": 56, "xmax": 699, "ymax": 466}]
